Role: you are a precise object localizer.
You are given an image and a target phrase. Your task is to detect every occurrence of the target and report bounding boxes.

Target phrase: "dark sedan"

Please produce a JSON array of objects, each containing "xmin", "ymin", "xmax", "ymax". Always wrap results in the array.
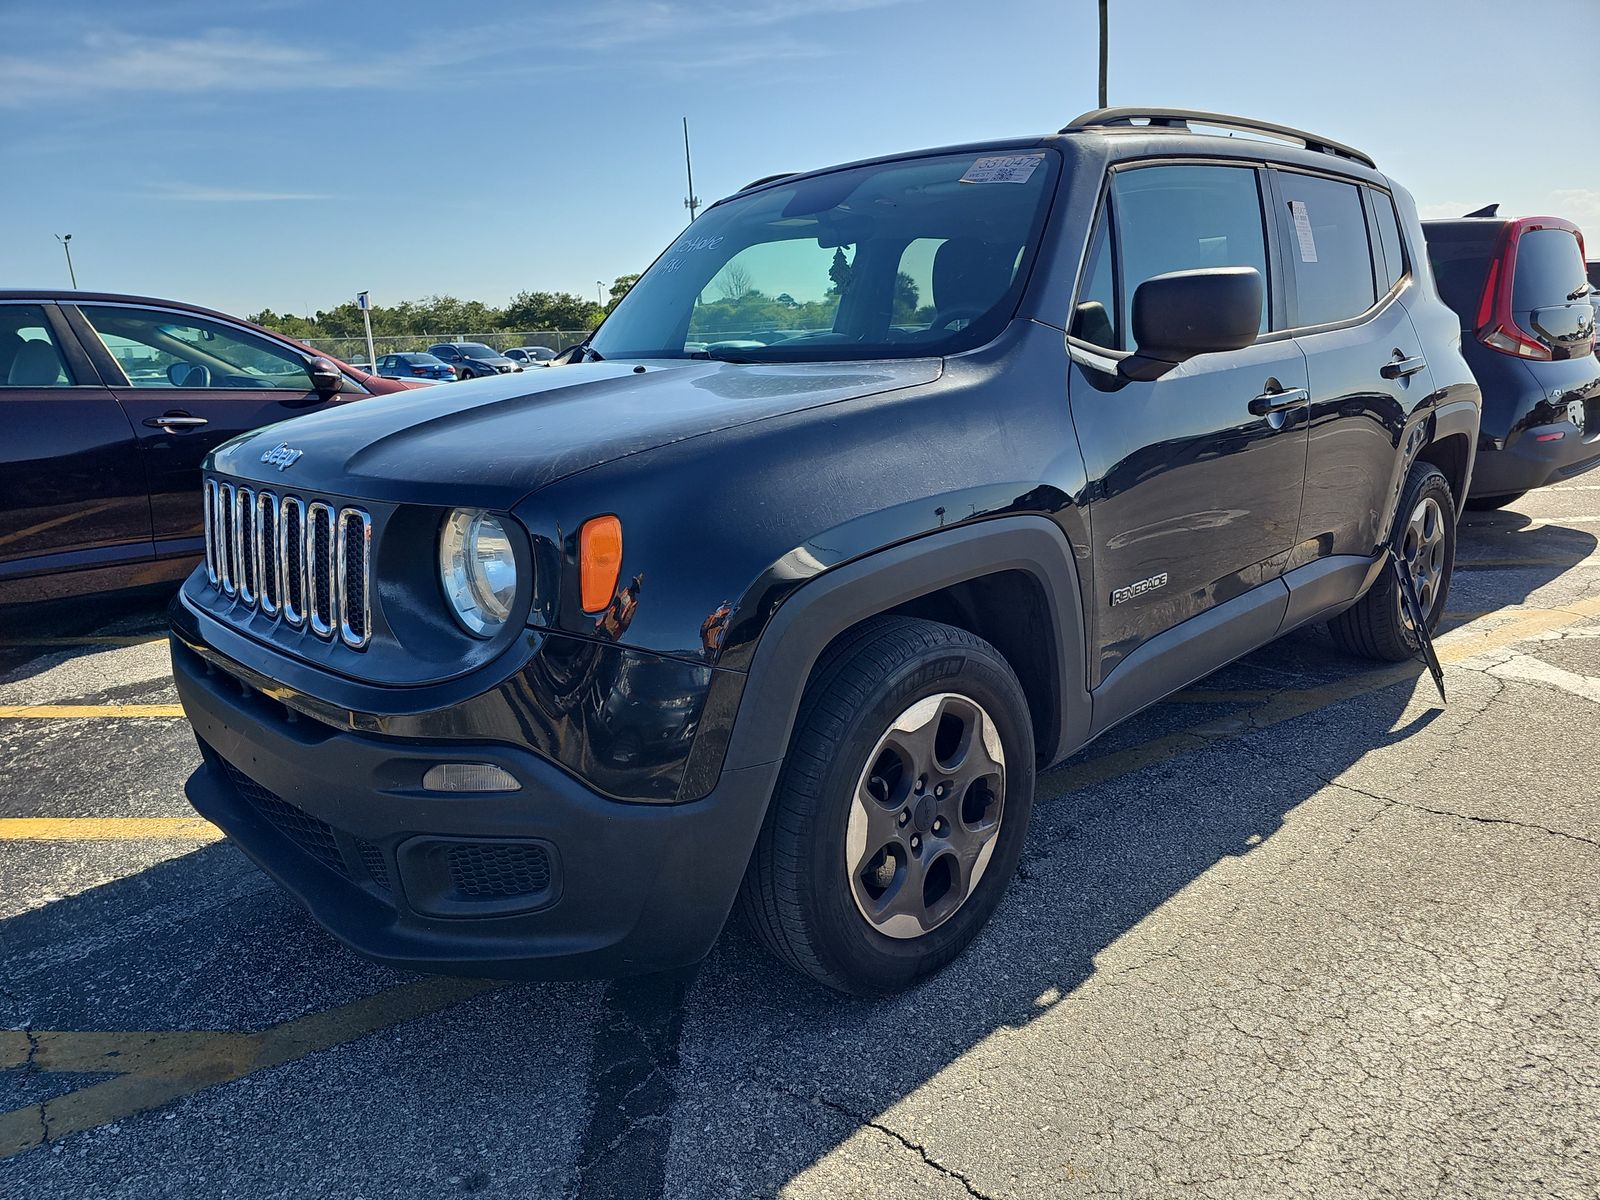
[
  {"xmin": 425, "ymin": 342, "xmax": 520, "ymax": 378},
  {"xmin": 377, "ymin": 352, "xmax": 457, "ymax": 381},
  {"xmin": 0, "ymin": 290, "xmax": 421, "ymax": 603}
]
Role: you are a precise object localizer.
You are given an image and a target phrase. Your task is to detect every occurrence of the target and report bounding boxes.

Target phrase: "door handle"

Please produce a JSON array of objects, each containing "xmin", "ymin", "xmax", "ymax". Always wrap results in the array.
[
  {"xmin": 143, "ymin": 414, "xmax": 209, "ymax": 430},
  {"xmin": 1381, "ymin": 354, "xmax": 1427, "ymax": 380},
  {"xmin": 1248, "ymin": 386, "xmax": 1309, "ymax": 416}
]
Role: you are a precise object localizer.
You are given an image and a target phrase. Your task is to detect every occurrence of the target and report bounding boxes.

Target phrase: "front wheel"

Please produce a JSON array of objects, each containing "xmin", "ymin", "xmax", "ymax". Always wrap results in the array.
[
  {"xmin": 1328, "ymin": 461, "xmax": 1456, "ymax": 662},
  {"xmin": 738, "ymin": 616, "xmax": 1035, "ymax": 995}
]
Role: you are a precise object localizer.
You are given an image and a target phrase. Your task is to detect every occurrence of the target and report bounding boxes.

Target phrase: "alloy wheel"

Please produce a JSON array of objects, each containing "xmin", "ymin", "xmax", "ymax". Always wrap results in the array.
[
  {"xmin": 1398, "ymin": 493, "xmax": 1448, "ymax": 630},
  {"xmin": 845, "ymin": 693, "xmax": 1006, "ymax": 939}
]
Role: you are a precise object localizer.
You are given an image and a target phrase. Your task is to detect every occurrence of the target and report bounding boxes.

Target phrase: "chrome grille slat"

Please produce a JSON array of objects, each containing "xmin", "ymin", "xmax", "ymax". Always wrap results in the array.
[
  {"xmin": 201, "ymin": 477, "xmax": 371, "ymax": 650},
  {"xmin": 280, "ymin": 496, "xmax": 307, "ymax": 627},
  {"xmin": 306, "ymin": 502, "xmax": 336, "ymax": 639}
]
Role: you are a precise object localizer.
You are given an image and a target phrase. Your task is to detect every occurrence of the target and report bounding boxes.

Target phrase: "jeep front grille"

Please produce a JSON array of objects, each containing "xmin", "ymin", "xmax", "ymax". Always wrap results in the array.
[{"xmin": 204, "ymin": 478, "xmax": 372, "ymax": 649}]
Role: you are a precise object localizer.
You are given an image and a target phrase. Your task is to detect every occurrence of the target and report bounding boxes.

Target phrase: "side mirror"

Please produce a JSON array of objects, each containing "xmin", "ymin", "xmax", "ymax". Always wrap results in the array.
[
  {"xmin": 1119, "ymin": 267, "xmax": 1262, "ymax": 382},
  {"xmin": 308, "ymin": 357, "xmax": 344, "ymax": 396}
]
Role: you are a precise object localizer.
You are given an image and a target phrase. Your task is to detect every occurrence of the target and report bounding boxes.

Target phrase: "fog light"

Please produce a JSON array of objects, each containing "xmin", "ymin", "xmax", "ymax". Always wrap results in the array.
[{"xmin": 422, "ymin": 763, "xmax": 521, "ymax": 793}]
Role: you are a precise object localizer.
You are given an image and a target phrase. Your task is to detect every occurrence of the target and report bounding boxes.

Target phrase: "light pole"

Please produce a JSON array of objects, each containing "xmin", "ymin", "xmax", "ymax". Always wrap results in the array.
[
  {"xmin": 682, "ymin": 117, "xmax": 700, "ymax": 224},
  {"xmin": 55, "ymin": 234, "xmax": 78, "ymax": 288},
  {"xmin": 1097, "ymin": 0, "xmax": 1108, "ymax": 108},
  {"xmin": 596, "ymin": 281, "xmax": 605, "ymax": 308}
]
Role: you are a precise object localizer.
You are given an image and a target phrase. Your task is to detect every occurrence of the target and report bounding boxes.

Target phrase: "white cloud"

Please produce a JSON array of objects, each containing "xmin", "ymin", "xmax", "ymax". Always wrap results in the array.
[
  {"xmin": 1549, "ymin": 189, "xmax": 1600, "ymax": 237},
  {"xmin": 139, "ymin": 183, "xmax": 334, "ymax": 203}
]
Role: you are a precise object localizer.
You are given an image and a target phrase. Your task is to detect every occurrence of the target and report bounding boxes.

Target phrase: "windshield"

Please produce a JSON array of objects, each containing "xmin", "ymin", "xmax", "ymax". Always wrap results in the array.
[
  {"xmin": 459, "ymin": 343, "xmax": 500, "ymax": 358},
  {"xmin": 590, "ymin": 149, "xmax": 1059, "ymax": 362}
]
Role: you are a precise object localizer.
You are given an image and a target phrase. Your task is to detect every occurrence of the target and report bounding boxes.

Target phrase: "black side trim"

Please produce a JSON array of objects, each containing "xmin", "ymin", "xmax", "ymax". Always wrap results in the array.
[
  {"xmin": 1280, "ymin": 554, "xmax": 1383, "ymax": 632},
  {"xmin": 1090, "ymin": 578, "xmax": 1288, "ymax": 738},
  {"xmin": 713, "ymin": 516, "xmax": 1089, "ymax": 781}
]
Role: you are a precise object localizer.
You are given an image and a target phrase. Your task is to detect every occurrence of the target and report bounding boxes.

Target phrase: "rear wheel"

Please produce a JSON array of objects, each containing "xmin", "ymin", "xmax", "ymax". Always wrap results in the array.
[
  {"xmin": 1465, "ymin": 490, "xmax": 1525, "ymax": 511},
  {"xmin": 738, "ymin": 616, "xmax": 1035, "ymax": 995},
  {"xmin": 1328, "ymin": 461, "xmax": 1456, "ymax": 662}
]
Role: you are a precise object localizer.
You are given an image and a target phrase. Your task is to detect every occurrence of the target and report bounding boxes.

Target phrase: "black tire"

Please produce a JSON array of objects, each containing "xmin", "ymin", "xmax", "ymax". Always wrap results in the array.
[
  {"xmin": 1328, "ymin": 461, "xmax": 1456, "ymax": 662},
  {"xmin": 458, "ymin": 367, "xmax": 475, "ymax": 380},
  {"xmin": 737, "ymin": 615, "xmax": 1035, "ymax": 995},
  {"xmin": 1464, "ymin": 490, "xmax": 1526, "ymax": 512}
]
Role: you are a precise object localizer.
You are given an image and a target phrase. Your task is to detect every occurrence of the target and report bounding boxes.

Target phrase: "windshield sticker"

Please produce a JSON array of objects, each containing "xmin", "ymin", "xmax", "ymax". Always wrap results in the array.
[
  {"xmin": 960, "ymin": 154, "xmax": 1044, "ymax": 185},
  {"xmin": 1289, "ymin": 200, "xmax": 1318, "ymax": 263}
]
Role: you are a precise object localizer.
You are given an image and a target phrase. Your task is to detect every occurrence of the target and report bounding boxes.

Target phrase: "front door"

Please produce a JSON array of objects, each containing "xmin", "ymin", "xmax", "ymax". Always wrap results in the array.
[
  {"xmin": 66, "ymin": 303, "xmax": 348, "ymax": 555},
  {"xmin": 0, "ymin": 302, "xmax": 152, "ymax": 582},
  {"xmin": 1067, "ymin": 162, "xmax": 1309, "ymax": 686}
]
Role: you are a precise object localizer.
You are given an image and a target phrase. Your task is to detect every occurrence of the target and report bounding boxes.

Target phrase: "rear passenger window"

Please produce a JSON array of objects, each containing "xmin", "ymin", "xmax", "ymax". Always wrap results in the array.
[
  {"xmin": 1277, "ymin": 174, "xmax": 1376, "ymax": 326},
  {"xmin": 1112, "ymin": 164, "xmax": 1269, "ymax": 339},
  {"xmin": 1370, "ymin": 191, "xmax": 1407, "ymax": 290},
  {"xmin": 0, "ymin": 304, "xmax": 73, "ymax": 387}
]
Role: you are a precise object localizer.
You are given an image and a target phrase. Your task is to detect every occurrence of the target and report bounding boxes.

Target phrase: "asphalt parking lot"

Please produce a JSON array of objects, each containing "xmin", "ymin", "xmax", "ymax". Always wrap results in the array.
[{"xmin": 2, "ymin": 481, "xmax": 1598, "ymax": 1200}]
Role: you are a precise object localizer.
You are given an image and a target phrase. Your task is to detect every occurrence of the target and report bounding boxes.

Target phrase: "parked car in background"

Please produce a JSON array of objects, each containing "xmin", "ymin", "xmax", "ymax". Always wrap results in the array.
[
  {"xmin": 378, "ymin": 352, "xmax": 458, "ymax": 381},
  {"xmin": 504, "ymin": 346, "xmax": 556, "ymax": 368},
  {"xmin": 1423, "ymin": 214, "xmax": 1599, "ymax": 508},
  {"xmin": 172, "ymin": 108, "xmax": 1479, "ymax": 995},
  {"xmin": 426, "ymin": 342, "xmax": 519, "ymax": 378},
  {"xmin": 0, "ymin": 290, "xmax": 421, "ymax": 603}
]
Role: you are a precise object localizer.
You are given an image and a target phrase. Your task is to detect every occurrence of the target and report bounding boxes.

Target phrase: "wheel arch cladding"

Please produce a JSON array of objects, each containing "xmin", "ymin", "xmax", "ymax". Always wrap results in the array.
[{"xmin": 688, "ymin": 516, "xmax": 1091, "ymax": 799}]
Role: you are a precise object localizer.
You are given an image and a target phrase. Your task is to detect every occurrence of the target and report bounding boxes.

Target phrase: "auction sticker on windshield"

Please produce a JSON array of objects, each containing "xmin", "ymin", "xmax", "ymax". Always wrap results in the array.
[{"xmin": 961, "ymin": 154, "xmax": 1045, "ymax": 184}]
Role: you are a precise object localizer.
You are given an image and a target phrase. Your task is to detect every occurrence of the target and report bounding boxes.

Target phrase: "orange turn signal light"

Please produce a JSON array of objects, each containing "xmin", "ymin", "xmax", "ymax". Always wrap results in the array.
[{"xmin": 579, "ymin": 515, "xmax": 623, "ymax": 613}]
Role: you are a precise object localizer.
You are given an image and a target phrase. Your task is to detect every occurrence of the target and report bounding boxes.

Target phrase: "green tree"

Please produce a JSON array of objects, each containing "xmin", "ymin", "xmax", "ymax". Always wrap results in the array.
[
  {"xmin": 606, "ymin": 274, "xmax": 641, "ymax": 313},
  {"xmin": 827, "ymin": 247, "xmax": 853, "ymax": 297}
]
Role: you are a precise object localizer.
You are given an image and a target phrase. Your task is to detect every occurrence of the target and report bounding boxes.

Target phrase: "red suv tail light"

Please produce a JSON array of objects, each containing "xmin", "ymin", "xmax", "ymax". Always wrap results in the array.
[{"xmin": 1474, "ymin": 216, "xmax": 1589, "ymax": 360}]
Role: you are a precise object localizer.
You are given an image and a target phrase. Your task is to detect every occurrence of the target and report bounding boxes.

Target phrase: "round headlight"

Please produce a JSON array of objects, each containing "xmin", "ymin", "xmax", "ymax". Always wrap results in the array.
[{"xmin": 439, "ymin": 509, "xmax": 518, "ymax": 636}]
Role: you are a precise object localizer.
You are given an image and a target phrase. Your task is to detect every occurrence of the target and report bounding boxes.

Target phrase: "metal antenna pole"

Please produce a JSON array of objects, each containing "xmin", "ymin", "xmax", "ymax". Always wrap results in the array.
[
  {"xmin": 1097, "ymin": 0, "xmax": 1108, "ymax": 108},
  {"xmin": 682, "ymin": 117, "xmax": 700, "ymax": 224},
  {"xmin": 56, "ymin": 234, "xmax": 78, "ymax": 288}
]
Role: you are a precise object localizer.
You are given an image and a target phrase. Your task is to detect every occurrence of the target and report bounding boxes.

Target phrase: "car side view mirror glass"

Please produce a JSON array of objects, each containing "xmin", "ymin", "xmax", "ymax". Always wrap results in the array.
[
  {"xmin": 1119, "ymin": 267, "xmax": 1263, "ymax": 382},
  {"xmin": 308, "ymin": 357, "xmax": 344, "ymax": 396}
]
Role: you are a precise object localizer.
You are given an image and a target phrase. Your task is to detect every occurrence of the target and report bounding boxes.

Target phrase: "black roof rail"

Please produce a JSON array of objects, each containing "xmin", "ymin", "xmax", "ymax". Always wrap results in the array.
[
  {"xmin": 740, "ymin": 172, "xmax": 797, "ymax": 192},
  {"xmin": 1061, "ymin": 107, "xmax": 1376, "ymax": 170}
]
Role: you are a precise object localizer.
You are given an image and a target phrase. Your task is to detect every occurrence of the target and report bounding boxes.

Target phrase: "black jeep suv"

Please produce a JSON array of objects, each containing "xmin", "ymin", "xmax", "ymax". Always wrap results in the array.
[
  {"xmin": 170, "ymin": 108, "xmax": 1480, "ymax": 994},
  {"xmin": 1422, "ymin": 214, "xmax": 1598, "ymax": 508}
]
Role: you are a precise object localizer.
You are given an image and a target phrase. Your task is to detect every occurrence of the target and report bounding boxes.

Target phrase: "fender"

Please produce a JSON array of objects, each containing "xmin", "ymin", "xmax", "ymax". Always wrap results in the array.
[{"xmin": 678, "ymin": 515, "xmax": 1091, "ymax": 801}]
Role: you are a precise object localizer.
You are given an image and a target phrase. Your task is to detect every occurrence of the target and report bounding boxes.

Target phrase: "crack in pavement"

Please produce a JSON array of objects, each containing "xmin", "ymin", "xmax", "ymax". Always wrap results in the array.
[
  {"xmin": 0, "ymin": 982, "xmax": 46, "ymax": 1148},
  {"xmin": 773, "ymin": 1081, "xmax": 997, "ymax": 1199}
]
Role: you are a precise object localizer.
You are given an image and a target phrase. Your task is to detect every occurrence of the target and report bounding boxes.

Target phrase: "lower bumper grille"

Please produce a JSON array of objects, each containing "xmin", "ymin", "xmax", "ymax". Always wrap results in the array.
[{"xmin": 221, "ymin": 761, "xmax": 389, "ymax": 891}]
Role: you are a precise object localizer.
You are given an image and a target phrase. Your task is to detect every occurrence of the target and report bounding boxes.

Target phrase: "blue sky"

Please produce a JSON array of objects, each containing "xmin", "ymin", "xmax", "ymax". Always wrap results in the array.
[{"xmin": 2, "ymin": 0, "xmax": 1593, "ymax": 319}]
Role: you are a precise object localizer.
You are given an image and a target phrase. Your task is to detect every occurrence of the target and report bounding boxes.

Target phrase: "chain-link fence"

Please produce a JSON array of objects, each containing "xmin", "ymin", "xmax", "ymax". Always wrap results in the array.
[{"xmin": 312, "ymin": 331, "xmax": 592, "ymax": 364}]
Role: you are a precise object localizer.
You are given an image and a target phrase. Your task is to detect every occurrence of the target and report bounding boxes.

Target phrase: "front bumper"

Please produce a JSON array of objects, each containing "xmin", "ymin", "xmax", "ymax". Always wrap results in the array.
[{"xmin": 172, "ymin": 639, "xmax": 778, "ymax": 979}]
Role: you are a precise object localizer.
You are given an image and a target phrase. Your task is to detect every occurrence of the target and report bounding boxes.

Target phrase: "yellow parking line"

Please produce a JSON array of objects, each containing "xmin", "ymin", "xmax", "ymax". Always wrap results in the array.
[
  {"xmin": 0, "ymin": 977, "xmax": 500, "ymax": 1159},
  {"xmin": 0, "ymin": 818, "xmax": 221, "ymax": 842},
  {"xmin": 0, "ymin": 501, "xmax": 119, "ymax": 550},
  {"xmin": 0, "ymin": 704, "xmax": 184, "ymax": 719}
]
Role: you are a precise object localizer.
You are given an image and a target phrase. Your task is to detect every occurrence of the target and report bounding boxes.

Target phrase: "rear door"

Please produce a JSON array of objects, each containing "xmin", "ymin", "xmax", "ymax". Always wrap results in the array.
[
  {"xmin": 1273, "ymin": 170, "xmax": 1430, "ymax": 563},
  {"xmin": 66, "ymin": 302, "xmax": 354, "ymax": 556},
  {"xmin": 0, "ymin": 301, "xmax": 153, "ymax": 581},
  {"xmin": 1068, "ymin": 161, "xmax": 1310, "ymax": 689}
]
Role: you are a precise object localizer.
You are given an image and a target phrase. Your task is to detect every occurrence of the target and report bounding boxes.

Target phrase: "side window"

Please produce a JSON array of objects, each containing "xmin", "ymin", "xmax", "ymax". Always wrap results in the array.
[
  {"xmin": 79, "ymin": 306, "xmax": 314, "ymax": 391},
  {"xmin": 1370, "ymin": 190, "xmax": 1407, "ymax": 290},
  {"xmin": 1112, "ymin": 164, "xmax": 1270, "ymax": 340},
  {"xmin": 1276, "ymin": 173, "xmax": 1376, "ymax": 327},
  {"xmin": 0, "ymin": 304, "xmax": 73, "ymax": 387},
  {"xmin": 1070, "ymin": 207, "xmax": 1118, "ymax": 350}
]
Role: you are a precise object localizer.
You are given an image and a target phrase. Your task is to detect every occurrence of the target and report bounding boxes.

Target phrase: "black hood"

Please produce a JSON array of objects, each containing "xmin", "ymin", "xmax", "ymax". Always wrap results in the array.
[{"xmin": 210, "ymin": 358, "xmax": 942, "ymax": 507}]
